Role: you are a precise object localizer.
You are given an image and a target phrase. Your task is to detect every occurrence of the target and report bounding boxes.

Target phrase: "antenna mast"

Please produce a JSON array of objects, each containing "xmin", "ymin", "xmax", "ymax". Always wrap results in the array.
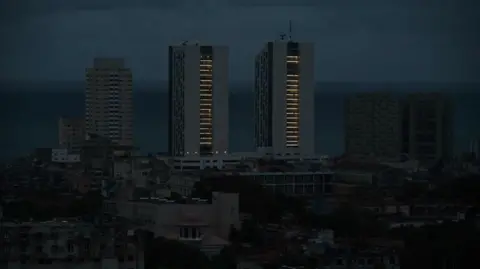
[{"xmin": 288, "ymin": 20, "xmax": 292, "ymax": 41}]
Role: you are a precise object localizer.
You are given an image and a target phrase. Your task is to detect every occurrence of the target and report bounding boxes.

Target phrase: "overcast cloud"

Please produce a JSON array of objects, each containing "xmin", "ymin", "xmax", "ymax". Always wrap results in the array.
[{"xmin": 0, "ymin": 0, "xmax": 478, "ymax": 83}]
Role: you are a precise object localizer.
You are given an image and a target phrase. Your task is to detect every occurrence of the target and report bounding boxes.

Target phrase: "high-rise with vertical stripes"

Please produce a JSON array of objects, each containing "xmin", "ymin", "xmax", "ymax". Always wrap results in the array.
[
  {"xmin": 254, "ymin": 41, "xmax": 315, "ymax": 155},
  {"xmin": 85, "ymin": 58, "xmax": 133, "ymax": 146},
  {"xmin": 168, "ymin": 44, "xmax": 229, "ymax": 157}
]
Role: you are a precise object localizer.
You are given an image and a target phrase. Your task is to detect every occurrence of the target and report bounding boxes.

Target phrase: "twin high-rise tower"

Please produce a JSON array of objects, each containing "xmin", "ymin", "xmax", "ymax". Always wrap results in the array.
[
  {"xmin": 168, "ymin": 41, "xmax": 315, "ymax": 157},
  {"xmin": 254, "ymin": 41, "xmax": 315, "ymax": 155},
  {"xmin": 83, "ymin": 42, "xmax": 315, "ymax": 156},
  {"xmin": 168, "ymin": 45, "xmax": 229, "ymax": 156}
]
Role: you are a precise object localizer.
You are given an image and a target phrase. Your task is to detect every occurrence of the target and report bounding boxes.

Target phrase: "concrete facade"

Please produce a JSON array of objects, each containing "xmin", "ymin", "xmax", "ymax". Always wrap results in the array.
[
  {"xmin": 85, "ymin": 58, "xmax": 133, "ymax": 146},
  {"xmin": 166, "ymin": 173, "xmax": 201, "ymax": 197},
  {"xmin": 168, "ymin": 44, "xmax": 229, "ymax": 157},
  {"xmin": 345, "ymin": 93, "xmax": 402, "ymax": 158},
  {"xmin": 104, "ymin": 192, "xmax": 239, "ymax": 255},
  {"xmin": 58, "ymin": 117, "xmax": 85, "ymax": 152},
  {"xmin": 229, "ymin": 171, "xmax": 333, "ymax": 196},
  {"xmin": 51, "ymin": 148, "xmax": 81, "ymax": 163},
  {"xmin": 1, "ymin": 220, "xmax": 143, "ymax": 269},
  {"xmin": 254, "ymin": 41, "xmax": 314, "ymax": 155},
  {"xmin": 404, "ymin": 93, "xmax": 453, "ymax": 162}
]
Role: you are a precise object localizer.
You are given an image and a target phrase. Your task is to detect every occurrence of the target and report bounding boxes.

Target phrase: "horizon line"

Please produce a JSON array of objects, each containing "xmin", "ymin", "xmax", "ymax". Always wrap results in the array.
[{"xmin": 1, "ymin": 80, "xmax": 479, "ymax": 84}]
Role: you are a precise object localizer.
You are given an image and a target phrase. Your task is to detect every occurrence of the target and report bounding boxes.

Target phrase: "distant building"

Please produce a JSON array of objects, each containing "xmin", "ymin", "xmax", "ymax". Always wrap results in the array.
[
  {"xmin": 254, "ymin": 41, "xmax": 315, "ymax": 155},
  {"xmin": 469, "ymin": 138, "xmax": 480, "ymax": 159},
  {"xmin": 345, "ymin": 93, "xmax": 402, "ymax": 158},
  {"xmin": 85, "ymin": 58, "xmax": 133, "ymax": 146},
  {"xmin": 112, "ymin": 156, "xmax": 170, "ymax": 187},
  {"xmin": 225, "ymin": 171, "xmax": 333, "ymax": 196},
  {"xmin": 58, "ymin": 117, "xmax": 84, "ymax": 152},
  {"xmin": 164, "ymin": 151, "xmax": 324, "ymax": 171},
  {"xmin": 167, "ymin": 172, "xmax": 201, "ymax": 197},
  {"xmin": 51, "ymin": 148, "xmax": 81, "ymax": 163},
  {"xmin": 403, "ymin": 93, "xmax": 453, "ymax": 163},
  {"xmin": 168, "ymin": 44, "xmax": 229, "ymax": 157},
  {"xmin": 0, "ymin": 219, "xmax": 144, "ymax": 269}
]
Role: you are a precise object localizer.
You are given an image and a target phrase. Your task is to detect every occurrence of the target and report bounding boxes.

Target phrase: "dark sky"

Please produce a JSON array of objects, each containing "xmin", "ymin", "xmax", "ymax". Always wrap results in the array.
[{"xmin": 1, "ymin": 0, "xmax": 479, "ymax": 83}]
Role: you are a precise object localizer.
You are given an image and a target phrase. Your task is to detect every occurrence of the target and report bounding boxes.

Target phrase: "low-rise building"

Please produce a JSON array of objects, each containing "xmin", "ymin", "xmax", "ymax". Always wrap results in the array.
[
  {"xmin": 103, "ymin": 192, "xmax": 240, "ymax": 257},
  {"xmin": 223, "ymin": 171, "xmax": 334, "ymax": 196},
  {"xmin": 332, "ymin": 161, "xmax": 406, "ymax": 187},
  {"xmin": 113, "ymin": 156, "xmax": 170, "ymax": 188},
  {"xmin": 0, "ymin": 218, "xmax": 144, "ymax": 269},
  {"xmin": 51, "ymin": 149, "xmax": 81, "ymax": 163},
  {"xmin": 167, "ymin": 172, "xmax": 201, "ymax": 197},
  {"xmin": 166, "ymin": 152, "xmax": 326, "ymax": 171}
]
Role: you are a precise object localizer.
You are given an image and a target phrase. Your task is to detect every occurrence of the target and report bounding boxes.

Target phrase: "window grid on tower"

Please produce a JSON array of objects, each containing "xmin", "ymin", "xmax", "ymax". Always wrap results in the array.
[
  {"xmin": 199, "ymin": 54, "xmax": 213, "ymax": 152},
  {"xmin": 285, "ymin": 54, "xmax": 300, "ymax": 148}
]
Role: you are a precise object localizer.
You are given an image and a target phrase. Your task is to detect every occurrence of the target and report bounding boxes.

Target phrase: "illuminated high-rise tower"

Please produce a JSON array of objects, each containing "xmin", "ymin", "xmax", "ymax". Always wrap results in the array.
[
  {"xmin": 168, "ymin": 44, "xmax": 229, "ymax": 157},
  {"xmin": 254, "ymin": 41, "xmax": 315, "ymax": 155}
]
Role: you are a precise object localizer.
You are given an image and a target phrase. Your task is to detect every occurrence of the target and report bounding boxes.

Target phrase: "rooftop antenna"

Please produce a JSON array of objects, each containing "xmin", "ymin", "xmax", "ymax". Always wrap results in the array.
[
  {"xmin": 181, "ymin": 40, "xmax": 188, "ymax": 46},
  {"xmin": 280, "ymin": 33, "xmax": 286, "ymax": 40},
  {"xmin": 288, "ymin": 20, "xmax": 293, "ymax": 41}
]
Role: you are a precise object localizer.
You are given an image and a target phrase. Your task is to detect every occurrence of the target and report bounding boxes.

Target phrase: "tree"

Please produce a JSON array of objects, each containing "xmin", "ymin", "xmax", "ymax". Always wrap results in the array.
[
  {"xmin": 398, "ymin": 221, "xmax": 480, "ymax": 269},
  {"xmin": 144, "ymin": 236, "xmax": 210, "ymax": 269},
  {"xmin": 228, "ymin": 224, "xmax": 239, "ymax": 243},
  {"xmin": 320, "ymin": 205, "xmax": 387, "ymax": 237},
  {"xmin": 2, "ymin": 191, "xmax": 103, "ymax": 221},
  {"xmin": 170, "ymin": 192, "xmax": 183, "ymax": 200},
  {"xmin": 238, "ymin": 219, "xmax": 265, "ymax": 246},
  {"xmin": 211, "ymin": 246, "xmax": 236, "ymax": 269},
  {"xmin": 195, "ymin": 175, "xmax": 296, "ymax": 223}
]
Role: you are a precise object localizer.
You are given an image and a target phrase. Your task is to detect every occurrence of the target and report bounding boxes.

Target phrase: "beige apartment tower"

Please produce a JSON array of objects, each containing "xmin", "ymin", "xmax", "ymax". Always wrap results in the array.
[
  {"xmin": 85, "ymin": 58, "xmax": 133, "ymax": 146},
  {"xmin": 58, "ymin": 117, "xmax": 85, "ymax": 152},
  {"xmin": 345, "ymin": 93, "xmax": 402, "ymax": 158}
]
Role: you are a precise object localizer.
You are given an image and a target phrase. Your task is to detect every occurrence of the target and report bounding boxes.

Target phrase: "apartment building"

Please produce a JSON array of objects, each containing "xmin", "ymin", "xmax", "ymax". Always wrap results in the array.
[
  {"xmin": 168, "ymin": 44, "xmax": 229, "ymax": 157},
  {"xmin": 225, "ymin": 171, "xmax": 333, "ymax": 196},
  {"xmin": 51, "ymin": 148, "xmax": 81, "ymax": 163},
  {"xmin": 403, "ymin": 93, "xmax": 453, "ymax": 162},
  {"xmin": 103, "ymin": 192, "xmax": 239, "ymax": 256},
  {"xmin": 254, "ymin": 41, "xmax": 315, "ymax": 155},
  {"xmin": 345, "ymin": 93, "xmax": 402, "ymax": 158},
  {"xmin": 166, "ymin": 172, "xmax": 201, "ymax": 197},
  {"xmin": 58, "ymin": 117, "xmax": 84, "ymax": 152},
  {"xmin": 85, "ymin": 58, "xmax": 133, "ymax": 146},
  {"xmin": 0, "ymin": 219, "xmax": 144, "ymax": 269}
]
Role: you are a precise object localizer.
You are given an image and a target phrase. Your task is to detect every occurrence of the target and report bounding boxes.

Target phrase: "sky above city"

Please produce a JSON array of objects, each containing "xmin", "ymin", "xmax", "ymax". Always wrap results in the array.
[{"xmin": 0, "ymin": 0, "xmax": 479, "ymax": 83}]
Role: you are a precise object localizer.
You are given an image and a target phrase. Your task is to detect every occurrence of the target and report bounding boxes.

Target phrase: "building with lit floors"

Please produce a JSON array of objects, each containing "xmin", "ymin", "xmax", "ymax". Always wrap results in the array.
[
  {"xmin": 345, "ymin": 93, "xmax": 402, "ymax": 158},
  {"xmin": 168, "ymin": 44, "xmax": 229, "ymax": 157},
  {"xmin": 403, "ymin": 93, "xmax": 453, "ymax": 163},
  {"xmin": 85, "ymin": 58, "xmax": 133, "ymax": 147},
  {"xmin": 254, "ymin": 41, "xmax": 314, "ymax": 155}
]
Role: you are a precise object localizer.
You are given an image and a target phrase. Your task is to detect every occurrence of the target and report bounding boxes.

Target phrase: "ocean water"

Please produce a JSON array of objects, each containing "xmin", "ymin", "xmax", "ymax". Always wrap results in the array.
[{"xmin": 0, "ymin": 82, "xmax": 479, "ymax": 161}]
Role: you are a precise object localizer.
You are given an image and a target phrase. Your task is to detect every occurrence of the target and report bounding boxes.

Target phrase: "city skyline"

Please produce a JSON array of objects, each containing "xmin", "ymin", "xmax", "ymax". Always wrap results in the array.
[
  {"xmin": 1, "ymin": 1, "xmax": 479, "ymax": 83},
  {"xmin": 1, "ymin": 3, "xmax": 479, "ymax": 269}
]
